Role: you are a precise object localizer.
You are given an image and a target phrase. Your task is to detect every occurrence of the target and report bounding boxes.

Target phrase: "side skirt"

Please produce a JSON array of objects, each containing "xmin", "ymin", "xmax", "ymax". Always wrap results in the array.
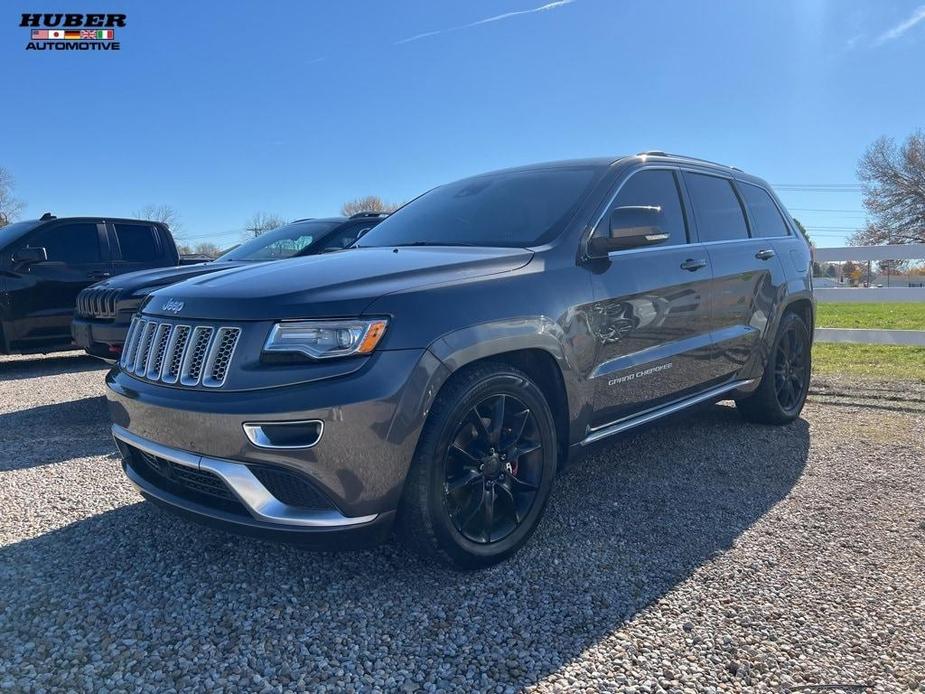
[{"xmin": 578, "ymin": 378, "xmax": 757, "ymax": 447}]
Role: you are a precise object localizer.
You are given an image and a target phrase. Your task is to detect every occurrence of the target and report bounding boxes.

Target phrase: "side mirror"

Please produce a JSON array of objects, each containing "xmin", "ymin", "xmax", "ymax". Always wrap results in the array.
[
  {"xmin": 588, "ymin": 206, "xmax": 669, "ymax": 257},
  {"xmin": 11, "ymin": 246, "xmax": 48, "ymax": 266}
]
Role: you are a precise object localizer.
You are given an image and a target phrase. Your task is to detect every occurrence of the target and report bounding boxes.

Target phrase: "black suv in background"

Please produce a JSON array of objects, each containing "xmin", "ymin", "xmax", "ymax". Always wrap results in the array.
[
  {"xmin": 106, "ymin": 153, "xmax": 814, "ymax": 568},
  {"xmin": 0, "ymin": 215, "xmax": 179, "ymax": 355},
  {"xmin": 73, "ymin": 214, "xmax": 385, "ymax": 360}
]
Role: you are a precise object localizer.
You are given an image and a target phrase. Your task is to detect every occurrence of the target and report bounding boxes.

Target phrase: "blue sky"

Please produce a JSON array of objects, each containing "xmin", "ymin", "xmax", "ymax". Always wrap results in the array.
[{"xmin": 2, "ymin": 0, "xmax": 924, "ymax": 247}]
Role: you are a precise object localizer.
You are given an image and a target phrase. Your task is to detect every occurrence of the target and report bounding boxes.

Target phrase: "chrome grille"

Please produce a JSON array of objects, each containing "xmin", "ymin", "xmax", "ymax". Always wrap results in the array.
[
  {"xmin": 76, "ymin": 287, "xmax": 121, "ymax": 319},
  {"xmin": 161, "ymin": 325, "xmax": 191, "ymax": 384},
  {"xmin": 120, "ymin": 317, "xmax": 240, "ymax": 388},
  {"xmin": 181, "ymin": 327, "xmax": 214, "ymax": 386},
  {"xmin": 202, "ymin": 327, "xmax": 241, "ymax": 387}
]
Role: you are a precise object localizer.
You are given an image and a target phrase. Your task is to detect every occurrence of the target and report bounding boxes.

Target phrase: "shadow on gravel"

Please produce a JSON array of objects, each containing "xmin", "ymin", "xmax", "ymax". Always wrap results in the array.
[
  {"xmin": 0, "ymin": 404, "xmax": 809, "ymax": 689},
  {"xmin": 0, "ymin": 396, "xmax": 114, "ymax": 471},
  {"xmin": 0, "ymin": 353, "xmax": 108, "ymax": 382}
]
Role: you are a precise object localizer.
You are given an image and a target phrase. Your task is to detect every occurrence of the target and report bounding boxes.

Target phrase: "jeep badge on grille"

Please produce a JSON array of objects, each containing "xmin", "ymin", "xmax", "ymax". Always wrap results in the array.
[{"xmin": 161, "ymin": 298, "xmax": 184, "ymax": 314}]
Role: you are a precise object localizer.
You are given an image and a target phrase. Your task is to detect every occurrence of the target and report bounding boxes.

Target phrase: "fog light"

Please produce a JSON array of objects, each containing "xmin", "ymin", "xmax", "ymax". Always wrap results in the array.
[{"xmin": 243, "ymin": 420, "xmax": 324, "ymax": 449}]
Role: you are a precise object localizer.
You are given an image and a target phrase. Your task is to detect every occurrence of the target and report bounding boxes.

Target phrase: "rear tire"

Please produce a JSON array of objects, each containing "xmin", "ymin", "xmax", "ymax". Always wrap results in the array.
[
  {"xmin": 397, "ymin": 362, "xmax": 557, "ymax": 569},
  {"xmin": 736, "ymin": 312, "xmax": 811, "ymax": 425}
]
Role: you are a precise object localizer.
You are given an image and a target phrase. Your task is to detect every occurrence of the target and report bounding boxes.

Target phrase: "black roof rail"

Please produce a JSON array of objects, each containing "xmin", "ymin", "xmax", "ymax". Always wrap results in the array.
[
  {"xmin": 40, "ymin": 212, "xmax": 56, "ymax": 221},
  {"xmin": 349, "ymin": 211, "xmax": 390, "ymax": 219},
  {"xmin": 291, "ymin": 217, "xmax": 315, "ymax": 223},
  {"xmin": 636, "ymin": 151, "xmax": 740, "ymax": 171}
]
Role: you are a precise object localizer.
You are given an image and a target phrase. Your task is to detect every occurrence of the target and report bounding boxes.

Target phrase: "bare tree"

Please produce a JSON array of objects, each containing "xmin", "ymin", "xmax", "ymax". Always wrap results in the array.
[
  {"xmin": 244, "ymin": 212, "xmax": 287, "ymax": 239},
  {"xmin": 134, "ymin": 204, "xmax": 183, "ymax": 235},
  {"xmin": 851, "ymin": 131, "xmax": 925, "ymax": 246},
  {"xmin": 193, "ymin": 241, "xmax": 223, "ymax": 258},
  {"xmin": 0, "ymin": 167, "xmax": 26, "ymax": 228},
  {"xmin": 341, "ymin": 195, "xmax": 400, "ymax": 217}
]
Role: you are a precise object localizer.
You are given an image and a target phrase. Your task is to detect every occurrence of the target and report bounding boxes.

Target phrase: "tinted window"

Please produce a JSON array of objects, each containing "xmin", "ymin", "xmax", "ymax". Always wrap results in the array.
[
  {"xmin": 114, "ymin": 223, "xmax": 159, "ymax": 261},
  {"xmin": 739, "ymin": 183, "xmax": 790, "ymax": 238},
  {"xmin": 0, "ymin": 220, "xmax": 42, "ymax": 243},
  {"xmin": 358, "ymin": 167, "xmax": 603, "ymax": 248},
  {"xmin": 603, "ymin": 169, "xmax": 687, "ymax": 245},
  {"xmin": 217, "ymin": 221, "xmax": 339, "ymax": 261},
  {"xmin": 27, "ymin": 223, "xmax": 101, "ymax": 263},
  {"xmin": 684, "ymin": 173, "xmax": 750, "ymax": 242},
  {"xmin": 315, "ymin": 222, "xmax": 375, "ymax": 253}
]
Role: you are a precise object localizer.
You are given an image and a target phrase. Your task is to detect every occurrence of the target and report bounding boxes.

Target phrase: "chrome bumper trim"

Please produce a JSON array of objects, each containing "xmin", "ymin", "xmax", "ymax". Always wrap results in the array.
[
  {"xmin": 112, "ymin": 424, "xmax": 378, "ymax": 528},
  {"xmin": 243, "ymin": 419, "xmax": 324, "ymax": 450}
]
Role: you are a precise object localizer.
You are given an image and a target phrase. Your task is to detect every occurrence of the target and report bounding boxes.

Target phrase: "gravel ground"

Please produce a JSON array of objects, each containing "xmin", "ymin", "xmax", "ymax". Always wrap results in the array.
[{"xmin": 1, "ymin": 352, "xmax": 923, "ymax": 693}]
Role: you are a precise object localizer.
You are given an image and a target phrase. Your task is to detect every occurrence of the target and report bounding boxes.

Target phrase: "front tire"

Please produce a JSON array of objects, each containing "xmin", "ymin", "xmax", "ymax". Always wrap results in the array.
[
  {"xmin": 736, "ymin": 312, "xmax": 811, "ymax": 424},
  {"xmin": 397, "ymin": 363, "xmax": 558, "ymax": 569}
]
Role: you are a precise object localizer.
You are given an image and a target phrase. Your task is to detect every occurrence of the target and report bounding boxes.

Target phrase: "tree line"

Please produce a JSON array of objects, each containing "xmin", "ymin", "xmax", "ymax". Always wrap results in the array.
[{"xmin": 3, "ymin": 132, "xmax": 923, "ymax": 257}]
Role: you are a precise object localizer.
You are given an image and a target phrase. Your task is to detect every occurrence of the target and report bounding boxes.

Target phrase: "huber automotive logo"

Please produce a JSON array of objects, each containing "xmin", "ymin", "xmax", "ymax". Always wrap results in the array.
[{"xmin": 21, "ymin": 13, "xmax": 125, "ymax": 51}]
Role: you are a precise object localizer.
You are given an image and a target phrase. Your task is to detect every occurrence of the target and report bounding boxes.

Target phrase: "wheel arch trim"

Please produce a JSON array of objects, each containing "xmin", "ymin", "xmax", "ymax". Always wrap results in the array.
[{"xmin": 427, "ymin": 317, "xmax": 589, "ymax": 447}]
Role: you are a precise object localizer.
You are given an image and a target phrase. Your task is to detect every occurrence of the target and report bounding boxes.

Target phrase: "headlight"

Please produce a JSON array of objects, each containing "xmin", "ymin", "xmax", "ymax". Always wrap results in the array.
[{"xmin": 263, "ymin": 319, "xmax": 388, "ymax": 359}]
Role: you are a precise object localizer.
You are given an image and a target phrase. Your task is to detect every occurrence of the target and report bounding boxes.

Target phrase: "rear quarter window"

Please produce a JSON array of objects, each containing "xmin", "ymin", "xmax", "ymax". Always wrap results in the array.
[{"xmin": 739, "ymin": 183, "xmax": 791, "ymax": 238}]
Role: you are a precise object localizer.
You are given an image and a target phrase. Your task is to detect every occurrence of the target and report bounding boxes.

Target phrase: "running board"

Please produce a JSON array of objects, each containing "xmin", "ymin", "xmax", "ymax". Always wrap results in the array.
[{"xmin": 579, "ymin": 378, "xmax": 756, "ymax": 446}]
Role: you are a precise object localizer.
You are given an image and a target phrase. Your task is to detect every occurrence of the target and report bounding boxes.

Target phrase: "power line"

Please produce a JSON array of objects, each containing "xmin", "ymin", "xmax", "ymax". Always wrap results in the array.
[
  {"xmin": 788, "ymin": 207, "xmax": 866, "ymax": 214},
  {"xmin": 176, "ymin": 228, "xmax": 245, "ymax": 241},
  {"xmin": 773, "ymin": 183, "xmax": 862, "ymax": 188}
]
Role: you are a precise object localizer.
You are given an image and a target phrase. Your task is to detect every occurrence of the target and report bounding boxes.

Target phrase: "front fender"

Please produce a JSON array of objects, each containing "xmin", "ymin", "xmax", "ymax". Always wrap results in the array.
[{"xmin": 427, "ymin": 316, "xmax": 594, "ymax": 446}]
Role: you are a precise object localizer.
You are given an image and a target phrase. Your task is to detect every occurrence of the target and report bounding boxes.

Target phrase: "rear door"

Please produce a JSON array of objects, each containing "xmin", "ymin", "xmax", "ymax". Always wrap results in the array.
[
  {"xmin": 681, "ymin": 171, "xmax": 788, "ymax": 381},
  {"xmin": 109, "ymin": 221, "xmax": 169, "ymax": 276},
  {"xmin": 6, "ymin": 220, "xmax": 112, "ymax": 348},
  {"xmin": 588, "ymin": 167, "xmax": 715, "ymax": 428}
]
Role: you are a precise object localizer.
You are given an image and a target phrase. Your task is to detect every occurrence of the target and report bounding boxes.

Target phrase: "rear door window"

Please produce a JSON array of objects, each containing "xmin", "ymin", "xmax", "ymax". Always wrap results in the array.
[
  {"xmin": 27, "ymin": 223, "xmax": 102, "ymax": 263},
  {"xmin": 113, "ymin": 223, "xmax": 160, "ymax": 261},
  {"xmin": 739, "ymin": 183, "xmax": 791, "ymax": 238},
  {"xmin": 605, "ymin": 169, "xmax": 688, "ymax": 245},
  {"xmin": 683, "ymin": 173, "xmax": 750, "ymax": 242}
]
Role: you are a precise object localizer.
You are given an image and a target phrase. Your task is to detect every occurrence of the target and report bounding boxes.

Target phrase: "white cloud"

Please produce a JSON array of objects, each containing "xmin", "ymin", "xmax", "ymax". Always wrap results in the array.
[
  {"xmin": 394, "ymin": 0, "xmax": 576, "ymax": 46},
  {"xmin": 874, "ymin": 4, "xmax": 925, "ymax": 45}
]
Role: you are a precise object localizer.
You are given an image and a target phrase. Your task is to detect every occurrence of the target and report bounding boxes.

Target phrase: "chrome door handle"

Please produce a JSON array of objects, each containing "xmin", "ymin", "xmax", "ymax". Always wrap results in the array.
[
  {"xmin": 680, "ymin": 258, "xmax": 708, "ymax": 272},
  {"xmin": 88, "ymin": 271, "xmax": 111, "ymax": 279},
  {"xmin": 755, "ymin": 249, "xmax": 776, "ymax": 260}
]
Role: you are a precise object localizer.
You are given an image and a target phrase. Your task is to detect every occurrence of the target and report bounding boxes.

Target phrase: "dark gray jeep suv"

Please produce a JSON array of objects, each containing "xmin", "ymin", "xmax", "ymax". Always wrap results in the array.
[{"xmin": 106, "ymin": 152, "xmax": 814, "ymax": 568}]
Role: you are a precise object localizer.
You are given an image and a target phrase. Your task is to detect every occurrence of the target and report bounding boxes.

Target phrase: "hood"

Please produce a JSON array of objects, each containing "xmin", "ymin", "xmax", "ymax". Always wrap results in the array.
[
  {"xmin": 144, "ymin": 247, "xmax": 534, "ymax": 320},
  {"xmin": 97, "ymin": 261, "xmax": 249, "ymax": 294}
]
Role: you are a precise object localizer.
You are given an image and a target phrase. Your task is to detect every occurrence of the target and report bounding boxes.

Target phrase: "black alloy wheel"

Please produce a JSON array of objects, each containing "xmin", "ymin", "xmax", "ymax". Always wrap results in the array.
[
  {"xmin": 397, "ymin": 363, "xmax": 558, "ymax": 569},
  {"xmin": 443, "ymin": 393, "xmax": 544, "ymax": 544},
  {"xmin": 774, "ymin": 320, "xmax": 810, "ymax": 413},
  {"xmin": 736, "ymin": 311, "xmax": 812, "ymax": 425}
]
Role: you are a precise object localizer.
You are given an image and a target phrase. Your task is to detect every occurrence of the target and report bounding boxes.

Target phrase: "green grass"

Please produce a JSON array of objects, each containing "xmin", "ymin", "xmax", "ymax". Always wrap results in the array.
[
  {"xmin": 812, "ymin": 342, "xmax": 925, "ymax": 382},
  {"xmin": 816, "ymin": 302, "xmax": 925, "ymax": 330}
]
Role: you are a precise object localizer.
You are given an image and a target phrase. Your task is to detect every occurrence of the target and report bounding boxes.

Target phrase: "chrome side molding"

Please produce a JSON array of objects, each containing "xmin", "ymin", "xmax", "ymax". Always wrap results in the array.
[{"xmin": 580, "ymin": 378, "xmax": 756, "ymax": 446}]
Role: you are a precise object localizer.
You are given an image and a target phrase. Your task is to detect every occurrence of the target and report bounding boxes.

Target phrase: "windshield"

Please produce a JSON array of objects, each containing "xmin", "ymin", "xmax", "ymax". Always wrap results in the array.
[
  {"xmin": 217, "ymin": 220, "xmax": 340, "ymax": 261},
  {"xmin": 0, "ymin": 220, "xmax": 42, "ymax": 246},
  {"xmin": 357, "ymin": 167, "xmax": 603, "ymax": 248}
]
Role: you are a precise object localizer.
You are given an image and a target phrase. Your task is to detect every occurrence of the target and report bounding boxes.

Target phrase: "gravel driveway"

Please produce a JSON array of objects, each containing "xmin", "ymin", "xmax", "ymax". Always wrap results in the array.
[{"xmin": 1, "ymin": 353, "xmax": 923, "ymax": 692}]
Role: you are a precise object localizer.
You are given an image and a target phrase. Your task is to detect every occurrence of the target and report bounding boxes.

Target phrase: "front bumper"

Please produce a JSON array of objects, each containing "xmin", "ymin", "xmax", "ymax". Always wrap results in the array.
[
  {"xmin": 106, "ymin": 348, "xmax": 450, "ymax": 532},
  {"xmin": 115, "ymin": 425, "xmax": 394, "ymax": 548},
  {"xmin": 72, "ymin": 314, "xmax": 130, "ymax": 360}
]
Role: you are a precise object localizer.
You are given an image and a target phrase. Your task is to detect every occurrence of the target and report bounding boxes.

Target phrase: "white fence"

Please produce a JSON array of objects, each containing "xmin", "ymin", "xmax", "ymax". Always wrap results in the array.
[
  {"xmin": 814, "ymin": 287, "xmax": 925, "ymax": 303},
  {"xmin": 814, "ymin": 244, "xmax": 924, "ymax": 346}
]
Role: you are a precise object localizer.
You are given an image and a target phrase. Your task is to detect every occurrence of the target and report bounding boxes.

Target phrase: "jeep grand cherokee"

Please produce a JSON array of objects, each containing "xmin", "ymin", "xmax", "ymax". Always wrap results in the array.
[{"xmin": 106, "ymin": 152, "xmax": 814, "ymax": 568}]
